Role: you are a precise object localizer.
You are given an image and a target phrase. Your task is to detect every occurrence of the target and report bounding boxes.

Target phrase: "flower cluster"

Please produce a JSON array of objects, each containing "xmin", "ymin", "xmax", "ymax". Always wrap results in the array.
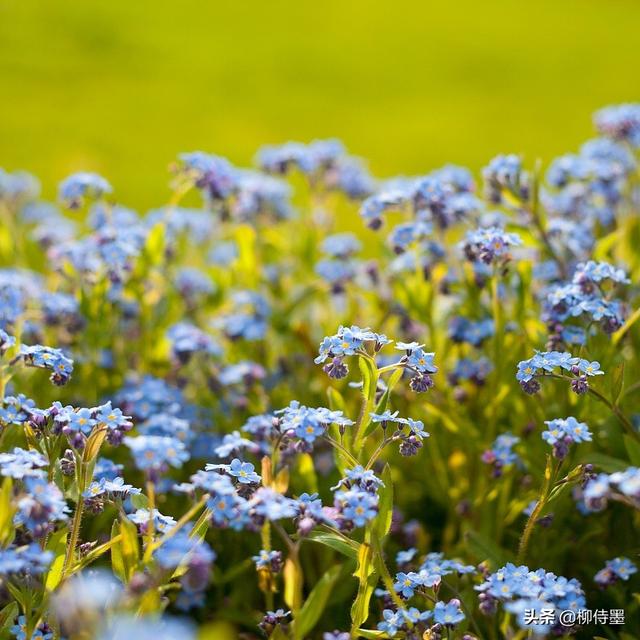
[
  {"xmin": 594, "ymin": 557, "xmax": 637, "ymax": 588},
  {"xmin": 315, "ymin": 233, "xmax": 362, "ymax": 292},
  {"xmin": 476, "ymin": 563, "xmax": 586, "ymax": 636},
  {"xmin": 448, "ymin": 316, "xmax": 494, "ymax": 346},
  {"xmin": 332, "ymin": 466, "xmax": 383, "ymax": 529},
  {"xmin": 516, "ymin": 350, "xmax": 604, "ymax": 395},
  {"xmin": 19, "ymin": 344, "xmax": 74, "ymax": 385},
  {"xmin": 543, "ymin": 260, "xmax": 629, "ymax": 343},
  {"xmin": 315, "ymin": 325, "xmax": 391, "ymax": 378},
  {"xmin": 1, "ymin": 101, "xmax": 639, "ymax": 639},
  {"xmin": 581, "ymin": 467, "xmax": 640, "ymax": 512},
  {"xmin": 462, "ymin": 226, "xmax": 522, "ymax": 266},
  {"xmin": 482, "ymin": 154, "xmax": 529, "ymax": 205},
  {"xmin": 482, "ymin": 433, "xmax": 520, "ymax": 476},
  {"xmin": 276, "ymin": 401, "xmax": 353, "ymax": 449},
  {"xmin": 541, "ymin": 417, "xmax": 592, "ymax": 459}
]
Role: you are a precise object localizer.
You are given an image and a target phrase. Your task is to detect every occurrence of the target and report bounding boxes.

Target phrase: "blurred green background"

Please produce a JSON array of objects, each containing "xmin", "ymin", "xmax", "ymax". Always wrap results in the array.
[{"xmin": 1, "ymin": 0, "xmax": 639, "ymax": 208}]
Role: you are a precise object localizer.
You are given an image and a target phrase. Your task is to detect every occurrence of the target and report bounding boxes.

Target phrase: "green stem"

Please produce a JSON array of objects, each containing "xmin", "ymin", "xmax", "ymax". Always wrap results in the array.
[
  {"xmin": 372, "ymin": 533, "xmax": 405, "ymax": 610},
  {"xmin": 517, "ymin": 457, "xmax": 558, "ymax": 564},
  {"xmin": 62, "ymin": 496, "xmax": 84, "ymax": 578}
]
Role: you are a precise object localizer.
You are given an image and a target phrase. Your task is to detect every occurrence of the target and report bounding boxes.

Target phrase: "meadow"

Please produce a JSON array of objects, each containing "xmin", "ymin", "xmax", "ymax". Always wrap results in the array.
[{"xmin": 0, "ymin": 102, "xmax": 639, "ymax": 639}]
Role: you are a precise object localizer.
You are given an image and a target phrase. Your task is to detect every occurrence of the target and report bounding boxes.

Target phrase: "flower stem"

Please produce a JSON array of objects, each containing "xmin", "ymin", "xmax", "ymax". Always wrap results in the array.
[
  {"xmin": 62, "ymin": 495, "xmax": 84, "ymax": 578},
  {"xmin": 517, "ymin": 456, "xmax": 557, "ymax": 564}
]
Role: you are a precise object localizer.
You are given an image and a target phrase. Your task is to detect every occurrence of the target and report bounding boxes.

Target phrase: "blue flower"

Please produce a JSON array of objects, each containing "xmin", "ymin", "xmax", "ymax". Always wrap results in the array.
[
  {"xmin": 394, "ymin": 571, "xmax": 421, "ymax": 598},
  {"xmin": 462, "ymin": 226, "xmax": 522, "ymax": 265},
  {"xmin": 59, "ymin": 172, "xmax": 112, "ymax": 208},
  {"xmin": 0, "ymin": 448, "xmax": 48, "ymax": 479},
  {"xmin": 19, "ymin": 344, "xmax": 74, "ymax": 385},
  {"xmin": 433, "ymin": 599, "xmax": 465, "ymax": 626},
  {"xmin": 128, "ymin": 509, "xmax": 177, "ymax": 533},
  {"xmin": 338, "ymin": 489, "xmax": 378, "ymax": 527},
  {"xmin": 396, "ymin": 548, "xmax": 417, "ymax": 565},
  {"xmin": 377, "ymin": 609, "xmax": 404, "ymax": 636},
  {"xmin": 228, "ymin": 459, "xmax": 261, "ymax": 484},
  {"xmin": 15, "ymin": 478, "xmax": 69, "ymax": 537},
  {"xmin": 124, "ymin": 435, "xmax": 189, "ymax": 473},
  {"xmin": 176, "ymin": 151, "xmax": 238, "ymax": 201},
  {"xmin": 407, "ymin": 348, "xmax": 438, "ymax": 374},
  {"xmin": 67, "ymin": 408, "xmax": 97, "ymax": 434},
  {"xmin": 595, "ymin": 103, "xmax": 640, "ymax": 147},
  {"xmin": 482, "ymin": 154, "xmax": 529, "ymax": 204}
]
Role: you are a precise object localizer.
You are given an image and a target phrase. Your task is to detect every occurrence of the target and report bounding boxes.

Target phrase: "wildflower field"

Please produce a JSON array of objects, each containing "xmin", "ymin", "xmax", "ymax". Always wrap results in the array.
[{"xmin": 0, "ymin": 103, "xmax": 640, "ymax": 640}]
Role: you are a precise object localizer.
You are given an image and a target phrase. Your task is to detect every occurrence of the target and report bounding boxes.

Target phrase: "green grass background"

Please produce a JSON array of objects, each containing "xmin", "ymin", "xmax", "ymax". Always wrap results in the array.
[{"xmin": 1, "ymin": 0, "xmax": 639, "ymax": 208}]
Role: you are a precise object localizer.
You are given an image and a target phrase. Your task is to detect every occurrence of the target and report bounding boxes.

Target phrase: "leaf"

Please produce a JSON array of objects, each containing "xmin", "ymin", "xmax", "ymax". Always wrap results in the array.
[
  {"xmin": 110, "ymin": 521, "xmax": 126, "ymax": 582},
  {"xmin": 327, "ymin": 387, "xmax": 346, "ymax": 413},
  {"xmin": 143, "ymin": 222, "xmax": 166, "ymax": 266},
  {"xmin": 612, "ymin": 306, "xmax": 640, "ymax": 346},
  {"xmin": 45, "ymin": 527, "xmax": 68, "ymax": 590},
  {"xmin": 235, "ymin": 224, "xmax": 257, "ymax": 280},
  {"xmin": 373, "ymin": 464, "xmax": 393, "ymax": 540},
  {"xmin": 611, "ymin": 362, "xmax": 625, "ymax": 405},
  {"xmin": 356, "ymin": 357, "xmax": 378, "ymax": 446},
  {"xmin": 296, "ymin": 453, "xmax": 318, "ymax": 494},
  {"xmin": 137, "ymin": 587, "xmax": 161, "ymax": 614},
  {"xmin": 293, "ymin": 564, "xmax": 341, "ymax": 640},
  {"xmin": 624, "ymin": 435, "xmax": 640, "ymax": 467},
  {"xmin": 306, "ymin": 530, "xmax": 359, "ymax": 560},
  {"xmin": 0, "ymin": 602, "xmax": 18, "ymax": 633},
  {"xmin": 130, "ymin": 492, "xmax": 150, "ymax": 510},
  {"xmin": 83, "ymin": 427, "xmax": 107, "ymax": 466},
  {"xmin": 355, "ymin": 630, "xmax": 386, "ymax": 639},
  {"xmin": 273, "ymin": 467, "xmax": 290, "ymax": 494},
  {"xmin": 363, "ymin": 368, "xmax": 404, "ymax": 439},
  {"xmin": 111, "ymin": 516, "xmax": 140, "ymax": 582},
  {"xmin": 0, "ymin": 477, "xmax": 15, "ymax": 547},
  {"xmin": 283, "ymin": 557, "xmax": 303, "ymax": 612},
  {"xmin": 350, "ymin": 540, "xmax": 378, "ymax": 629}
]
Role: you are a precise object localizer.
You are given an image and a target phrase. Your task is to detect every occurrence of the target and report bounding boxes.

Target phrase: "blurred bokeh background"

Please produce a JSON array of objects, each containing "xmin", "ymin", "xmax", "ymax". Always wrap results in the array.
[{"xmin": 1, "ymin": 0, "xmax": 639, "ymax": 208}]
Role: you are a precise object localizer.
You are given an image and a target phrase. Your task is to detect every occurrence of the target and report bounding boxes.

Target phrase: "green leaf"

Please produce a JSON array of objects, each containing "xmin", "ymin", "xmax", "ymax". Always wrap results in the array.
[
  {"xmin": 143, "ymin": 222, "xmax": 166, "ymax": 266},
  {"xmin": 355, "ymin": 630, "xmax": 386, "ymax": 639},
  {"xmin": 0, "ymin": 602, "xmax": 18, "ymax": 633},
  {"xmin": 350, "ymin": 539, "xmax": 378, "ymax": 629},
  {"xmin": 612, "ymin": 306, "xmax": 640, "ymax": 346},
  {"xmin": 296, "ymin": 453, "xmax": 318, "ymax": 494},
  {"xmin": 363, "ymin": 368, "xmax": 404, "ymax": 439},
  {"xmin": 373, "ymin": 464, "xmax": 393, "ymax": 540},
  {"xmin": 111, "ymin": 516, "xmax": 140, "ymax": 582},
  {"xmin": 0, "ymin": 477, "xmax": 15, "ymax": 547},
  {"xmin": 293, "ymin": 564, "xmax": 341, "ymax": 640},
  {"xmin": 306, "ymin": 530, "xmax": 359, "ymax": 560},
  {"xmin": 283, "ymin": 557, "xmax": 303, "ymax": 612},
  {"xmin": 45, "ymin": 527, "xmax": 68, "ymax": 590},
  {"xmin": 611, "ymin": 362, "xmax": 625, "ymax": 405},
  {"xmin": 327, "ymin": 387, "xmax": 346, "ymax": 413},
  {"xmin": 110, "ymin": 520, "xmax": 126, "ymax": 581},
  {"xmin": 130, "ymin": 492, "xmax": 150, "ymax": 510},
  {"xmin": 624, "ymin": 435, "xmax": 640, "ymax": 467},
  {"xmin": 356, "ymin": 357, "xmax": 378, "ymax": 446}
]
